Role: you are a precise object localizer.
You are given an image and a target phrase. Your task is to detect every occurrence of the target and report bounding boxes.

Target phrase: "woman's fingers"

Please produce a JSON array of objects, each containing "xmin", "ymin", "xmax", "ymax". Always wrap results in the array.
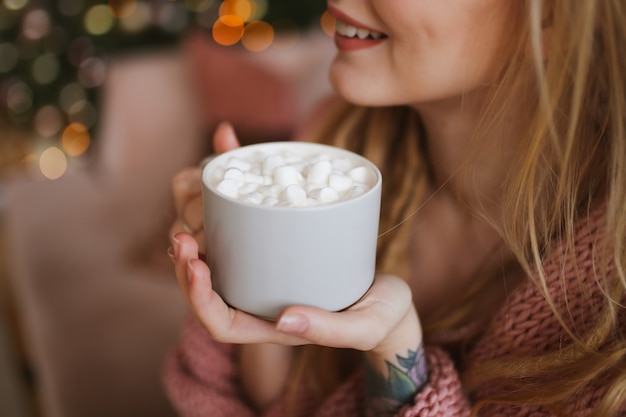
[
  {"xmin": 172, "ymin": 232, "xmax": 415, "ymax": 351},
  {"xmin": 172, "ymin": 167, "xmax": 202, "ymax": 215},
  {"xmin": 169, "ymin": 122, "xmax": 240, "ymax": 251},
  {"xmin": 275, "ymin": 275, "xmax": 414, "ymax": 351},
  {"xmin": 188, "ymin": 264, "xmax": 306, "ymax": 345},
  {"xmin": 172, "ymin": 233, "xmax": 308, "ymax": 345},
  {"xmin": 213, "ymin": 121, "xmax": 240, "ymax": 154},
  {"xmin": 171, "ymin": 233, "xmax": 197, "ymax": 305},
  {"xmin": 171, "ymin": 167, "xmax": 205, "ymax": 251}
]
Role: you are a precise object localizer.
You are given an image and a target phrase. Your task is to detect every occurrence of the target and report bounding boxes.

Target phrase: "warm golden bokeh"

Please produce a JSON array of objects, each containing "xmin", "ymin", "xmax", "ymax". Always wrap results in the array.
[
  {"xmin": 61, "ymin": 123, "xmax": 91, "ymax": 157},
  {"xmin": 212, "ymin": 14, "xmax": 245, "ymax": 46},
  {"xmin": 108, "ymin": 0, "xmax": 137, "ymax": 19},
  {"xmin": 219, "ymin": 0, "xmax": 252, "ymax": 22},
  {"xmin": 320, "ymin": 10, "xmax": 335, "ymax": 37},
  {"xmin": 1, "ymin": 0, "xmax": 330, "ymax": 182},
  {"xmin": 242, "ymin": 20, "xmax": 274, "ymax": 52},
  {"xmin": 39, "ymin": 147, "xmax": 67, "ymax": 180}
]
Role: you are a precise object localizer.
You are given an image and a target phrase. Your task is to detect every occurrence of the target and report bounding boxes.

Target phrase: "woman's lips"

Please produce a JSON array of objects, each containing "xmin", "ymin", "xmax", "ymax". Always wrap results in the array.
[{"xmin": 327, "ymin": 5, "xmax": 388, "ymax": 51}]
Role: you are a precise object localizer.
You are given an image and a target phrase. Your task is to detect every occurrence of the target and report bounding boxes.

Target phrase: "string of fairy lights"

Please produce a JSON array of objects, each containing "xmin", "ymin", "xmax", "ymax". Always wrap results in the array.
[{"xmin": 0, "ymin": 0, "xmax": 330, "ymax": 180}]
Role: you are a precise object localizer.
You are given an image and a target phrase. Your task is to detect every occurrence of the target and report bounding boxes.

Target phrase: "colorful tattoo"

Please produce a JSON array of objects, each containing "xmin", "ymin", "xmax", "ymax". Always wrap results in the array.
[{"xmin": 364, "ymin": 342, "xmax": 428, "ymax": 417}]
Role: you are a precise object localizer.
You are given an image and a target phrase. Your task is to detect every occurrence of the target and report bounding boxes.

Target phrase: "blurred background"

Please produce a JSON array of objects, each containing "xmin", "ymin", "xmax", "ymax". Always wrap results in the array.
[
  {"xmin": 0, "ymin": 0, "xmax": 332, "ymax": 179},
  {"xmin": 0, "ymin": 1, "xmax": 335, "ymax": 416}
]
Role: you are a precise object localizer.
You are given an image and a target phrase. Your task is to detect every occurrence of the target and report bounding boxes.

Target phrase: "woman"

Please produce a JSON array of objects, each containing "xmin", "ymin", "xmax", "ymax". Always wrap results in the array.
[{"xmin": 164, "ymin": 1, "xmax": 626, "ymax": 416}]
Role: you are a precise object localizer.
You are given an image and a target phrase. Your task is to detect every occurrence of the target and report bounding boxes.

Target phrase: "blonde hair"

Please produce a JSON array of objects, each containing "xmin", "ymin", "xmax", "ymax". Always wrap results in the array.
[
  {"xmin": 464, "ymin": 1, "xmax": 626, "ymax": 415},
  {"xmin": 291, "ymin": 1, "xmax": 626, "ymax": 415}
]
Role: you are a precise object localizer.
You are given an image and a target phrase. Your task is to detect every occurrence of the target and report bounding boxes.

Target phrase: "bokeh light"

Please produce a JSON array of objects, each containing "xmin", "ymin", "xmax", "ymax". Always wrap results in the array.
[
  {"xmin": 59, "ymin": 82, "xmax": 86, "ymax": 113},
  {"xmin": 156, "ymin": 1, "xmax": 188, "ymax": 33},
  {"xmin": 118, "ymin": 1, "xmax": 151, "ymax": 33},
  {"xmin": 22, "ymin": 9, "xmax": 51, "ymax": 40},
  {"xmin": 320, "ymin": 10, "xmax": 335, "ymax": 37},
  {"xmin": 6, "ymin": 81, "xmax": 32, "ymax": 115},
  {"xmin": 219, "ymin": 0, "xmax": 252, "ymax": 22},
  {"xmin": 1, "ymin": 0, "xmax": 329, "ymax": 180},
  {"xmin": 84, "ymin": 4, "xmax": 114, "ymax": 35},
  {"xmin": 32, "ymin": 53, "xmax": 60, "ymax": 84},
  {"xmin": 212, "ymin": 14, "xmax": 244, "ymax": 46},
  {"xmin": 242, "ymin": 20, "xmax": 273, "ymax": 52},
  {"xmin": 66, "ymin": 36, "xmax": 95, "ymax": 67},
  {"xmin": 39, "ymin": 146, "xmax": 67, "ymax": 180},
  {"xmin": 108, "ymin": 0, "xmax": 136, "ymax": 18},
  {"xmin": 61, "ymin": 122, "xmax": 91, "ymax": 156},
  {"xmin": 3, "ymin": 0, "xmax": 28, "ymax": 11},
  {"xmin": 78, "ymin": 57, "xmax": 107, "ymax": 88},
  {"xmin": 68, "ymin": 100, "xmax": 97, "ymax": 129},
  {"xmin": 248, "ymin": 0, "xmax": 268, "ymax": 21},
  {"xmin": 34, "ymin": 105, "xmax": 64, "ymax": 137}
]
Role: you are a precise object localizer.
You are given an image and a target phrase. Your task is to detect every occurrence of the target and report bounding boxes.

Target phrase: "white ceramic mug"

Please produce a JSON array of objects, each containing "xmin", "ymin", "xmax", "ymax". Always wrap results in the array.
[{"xmin": 201, "ymin": 142, "xmax": 382, "ymax": 320}]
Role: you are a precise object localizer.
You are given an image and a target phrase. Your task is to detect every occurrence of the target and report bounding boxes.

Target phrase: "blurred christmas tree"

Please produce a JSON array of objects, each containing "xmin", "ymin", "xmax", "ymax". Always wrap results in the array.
[{"xmin": 0, "ymin": 0, "xmax": 327, "ymax": 170}]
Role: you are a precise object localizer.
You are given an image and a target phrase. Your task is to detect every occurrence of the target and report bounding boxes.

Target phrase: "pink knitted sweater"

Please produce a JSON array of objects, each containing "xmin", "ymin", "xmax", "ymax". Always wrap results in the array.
[{"xmin": 162, "ymin": 203, "xmax": 624, "ymax": 416}]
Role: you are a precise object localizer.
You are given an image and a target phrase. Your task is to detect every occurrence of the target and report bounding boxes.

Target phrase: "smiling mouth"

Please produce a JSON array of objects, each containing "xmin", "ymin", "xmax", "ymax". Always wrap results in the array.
[{"xmin": 335, "ymin": 20, "xmax": 387, "ymax": 40}]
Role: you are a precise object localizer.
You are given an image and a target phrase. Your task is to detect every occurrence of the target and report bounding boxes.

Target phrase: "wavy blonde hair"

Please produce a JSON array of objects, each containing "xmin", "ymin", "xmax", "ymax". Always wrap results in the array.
[{"xmin": 290, "ymin": 1, "xmax": 626, "ymax": 415}]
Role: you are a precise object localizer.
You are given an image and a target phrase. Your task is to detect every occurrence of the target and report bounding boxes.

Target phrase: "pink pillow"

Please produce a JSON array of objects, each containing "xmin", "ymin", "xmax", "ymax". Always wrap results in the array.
[{"xmin": 182, "ymin": 31, "xmax": 298, "ymax": 144}]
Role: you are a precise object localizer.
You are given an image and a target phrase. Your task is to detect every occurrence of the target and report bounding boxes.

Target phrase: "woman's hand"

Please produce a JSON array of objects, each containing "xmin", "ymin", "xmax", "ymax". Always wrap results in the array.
[
  {"xmin": 169, "ymin": 121, "xmax": 240, "ymax": 254},
  {"xmin": 172, "ymin": 231, "xmax": 420, "ymax": 349},
  {"xmin": 170, "ymin": 233, "xmax": 425, "ymax": 414},
  {"xmin": 169, "ymin": 122, "xmax": 426, "ymax": 414}
]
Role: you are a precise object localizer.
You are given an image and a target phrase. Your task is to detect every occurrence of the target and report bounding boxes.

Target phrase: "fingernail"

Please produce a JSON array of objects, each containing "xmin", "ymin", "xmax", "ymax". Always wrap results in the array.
[
  {"xmin": 167, "ymin": 246, "xmax": 175, "ymax": 262},
  {"xmin": 186, "ymin": 259, "xmax": 195, "ymax": 286},
  {"xmin": 171, "ymin": 234, "xmax": 180, "ymax": 257},
  {"xmin": 276, "ymin": 314, "xmax": 309, "ymax": 334}
]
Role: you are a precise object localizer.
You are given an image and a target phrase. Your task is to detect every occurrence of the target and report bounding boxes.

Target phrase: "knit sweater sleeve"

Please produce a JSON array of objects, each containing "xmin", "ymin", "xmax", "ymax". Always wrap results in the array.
[
  {"xmin": 268, "ymin": 346, "xmax": 470, "ymax": 417},
  {"xmin": 163, "ymin": 314, "xmax": 470, "ymax": 417},
  {"xmin": 162, "ymin": 315, "xmax": 258, "ymax": 417},
  {"xmin": 399, "ymin": 347, "xmax": 471, "ymax": 417}
]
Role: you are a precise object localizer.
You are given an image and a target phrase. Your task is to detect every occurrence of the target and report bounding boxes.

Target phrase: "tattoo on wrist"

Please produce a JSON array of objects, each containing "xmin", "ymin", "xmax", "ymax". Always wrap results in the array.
[{"xmin": 364, "ymin": 342, "xmax": 428, "ymax": 417}]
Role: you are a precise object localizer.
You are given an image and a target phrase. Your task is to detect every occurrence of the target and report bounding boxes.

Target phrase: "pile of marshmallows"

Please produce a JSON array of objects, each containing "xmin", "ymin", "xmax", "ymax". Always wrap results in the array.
[{"xmin": 209, "ymin": 148, "xmax": 376, "ymax": 207}]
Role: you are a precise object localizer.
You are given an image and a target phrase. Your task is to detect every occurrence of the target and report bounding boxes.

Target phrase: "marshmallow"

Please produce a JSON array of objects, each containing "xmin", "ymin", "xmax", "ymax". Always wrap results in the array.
[
  {"xmin": 242, "ymin": 192, "xmax": 264, "ymax": 204},
  {"xmin": 307, "ymin": 160, "xmax": 332, "ymax": 184},
  {"xmin": 239, "ymin": 182, "xmax": 258, "ymax": 195},
  {"xmin": 262, "ymin": 196, "xmax": 279, "ymax": 206},
  {"xmin": 244, "ymin": 171, "xmax": 265, "ymax": 185},
  {"xmin": 329, "ymin": 173, "xmax": 353, "ymax": 192},
  {"xmin": 211, "ymin": 146, "xmax": 376, "ymax": 207},
  {"xmin": 225, "ymin": 157, "xmax": 251, "ymax": 171},
  {"xmin": 349, "ymin": 166, "xmax": 370, "ymax": 183},
  {"xmin": 216, "ymin": 179, "xmax": 239, "ymax": 198},
  {"xmin": 223, "ymin": 167, "xmax": 244, "ymax": 185},
  {"xmin": 262, "ymin": 155, "xmax": 286, "ymax": 176},
  {"xmin": 347, "ymin": 185, "xmax": 367, "ymax": 199},
  {"xmin": 314, "ymin": 187, "xmax": 340, "ymax": 203},
  {"xmin": 258, "ymin": 184, "xmax": 283, "ymax": 198},
  {"xmin": 274, "ymin": 165, "xmax": 301, "ymax": 187},
  {"xmin": 283, "ymin": 184, "xmax": 307, "ymax": 205},
  {"xmin": 332, "ymin": 157, "xmax": 352, "ymax": 172}
]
